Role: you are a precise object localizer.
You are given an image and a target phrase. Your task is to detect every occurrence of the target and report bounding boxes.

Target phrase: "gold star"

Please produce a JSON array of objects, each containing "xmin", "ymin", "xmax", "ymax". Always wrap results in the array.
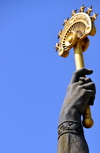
[
  {"xmin": 93, "ymin": 13, "xmax": 98, "ymax": 19},
  {"xmin": 91, "ymin": 13, "xmax": 98, "ymax": 22},
  {"xmin": 63, "ymin": 18, "xmax": 69, "ymax": 25},
  {"xmin": 58, "ymin": 30, "xmax": 62, "ymax": 39},
  {"xmin": 54, "ymin": 43, "xmax": 59, "ymax": 51},
  {"xmin": 86, "ymin": 6, "xmax": 93, "ymax": 15},
  {"xmin": 79, "ymin": 5, "xmax": 86, "ymax": 12},
  {"xmin": 71, "ymin": 9, "xmax": 77, "ymax": 16}
]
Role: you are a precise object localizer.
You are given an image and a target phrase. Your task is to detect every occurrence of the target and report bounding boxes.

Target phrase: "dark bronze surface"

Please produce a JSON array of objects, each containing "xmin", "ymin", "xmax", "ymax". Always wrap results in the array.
[{"xmin": 58, "ymin": 68, "xmax": 96, "ymax": 153}]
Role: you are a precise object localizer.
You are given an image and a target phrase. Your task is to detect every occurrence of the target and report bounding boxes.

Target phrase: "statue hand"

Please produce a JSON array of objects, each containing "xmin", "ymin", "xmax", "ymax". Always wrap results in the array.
[
  {"xmin": 67, "ymin": 67, "xmax": 96, "ymax": 113},
  {"xmin": 59, "ymin": 68, "xmax": 96, "ymax": 124}
]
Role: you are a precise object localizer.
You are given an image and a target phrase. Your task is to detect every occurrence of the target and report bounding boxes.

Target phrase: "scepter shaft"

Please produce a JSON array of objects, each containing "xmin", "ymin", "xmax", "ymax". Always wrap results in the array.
[{"xmin": 74, "ymin": 41, "xmax": 94, "ymax": 128}]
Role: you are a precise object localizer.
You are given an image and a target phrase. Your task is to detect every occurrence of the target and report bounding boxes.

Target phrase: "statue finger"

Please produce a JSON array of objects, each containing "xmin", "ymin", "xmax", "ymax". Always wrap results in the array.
[
  {"xmin": 86, "ymin": 90, "xmax": 96, "ymax": 101},
  {"xmin": 82, "ymin": 82, "xmax": 96, "ymax": 92},
  {"xmin": 70, "ymin": 68, "xmax": 93, "ymax": 85},
  {"xmin": 79, "ymin": 77, "xmax": 93, "ymax": 85},
  {"xmin": 88, "ymin": 96, "xmax": 95, "ymax": 105},
  {"xmin": 79, "ymin": 77, "xmax": 85, "ymax": 85},
  {"xmin": 83, "ymin": 77, "xmax": 92, "ymax": 83}
]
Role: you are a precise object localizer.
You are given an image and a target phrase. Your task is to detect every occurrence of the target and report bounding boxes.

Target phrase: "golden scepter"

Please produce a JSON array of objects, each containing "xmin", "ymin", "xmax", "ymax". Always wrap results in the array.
[{"xmin": 55, "ymin": 5, "xmax": 98, "ymax": 128}]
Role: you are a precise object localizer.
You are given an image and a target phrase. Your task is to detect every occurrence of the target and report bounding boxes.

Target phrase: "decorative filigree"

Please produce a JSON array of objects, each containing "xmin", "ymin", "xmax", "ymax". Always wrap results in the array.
[
  {"xmin": 55, "ymin": 5, "xmax": 98, "ymax": 58},
  {"xmin": 58, "ymin": 121, "xmax": 84, "ymax": 139}
]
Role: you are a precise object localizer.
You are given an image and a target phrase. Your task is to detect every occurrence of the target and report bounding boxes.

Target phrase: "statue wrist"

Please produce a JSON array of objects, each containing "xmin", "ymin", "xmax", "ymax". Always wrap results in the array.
[{"xmin": 59, "ymin": 107, "xmax": 81, "ymax": 124}]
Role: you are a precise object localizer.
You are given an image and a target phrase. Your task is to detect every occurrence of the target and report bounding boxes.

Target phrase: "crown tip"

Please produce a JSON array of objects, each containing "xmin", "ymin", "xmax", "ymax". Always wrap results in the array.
[
  {"xmin": 71, "ymin": 9, "xmax": 77, "ymax": 16},
  {"xmin": 79, "ymin": 4, "xmax": 86, "ymax": 12}
]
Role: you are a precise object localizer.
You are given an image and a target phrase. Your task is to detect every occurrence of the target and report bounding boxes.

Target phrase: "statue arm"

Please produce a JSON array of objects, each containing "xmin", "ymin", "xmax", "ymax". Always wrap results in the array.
[{"xmin": 58, "ymin": 68, "xmax": 96, "ymax": 153}]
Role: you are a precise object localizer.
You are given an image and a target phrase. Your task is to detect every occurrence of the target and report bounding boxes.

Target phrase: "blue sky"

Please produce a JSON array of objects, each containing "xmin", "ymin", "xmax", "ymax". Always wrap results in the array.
[{"xmin": 0, "ymin": 0, "xmax": 100, "ymax": 153}]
